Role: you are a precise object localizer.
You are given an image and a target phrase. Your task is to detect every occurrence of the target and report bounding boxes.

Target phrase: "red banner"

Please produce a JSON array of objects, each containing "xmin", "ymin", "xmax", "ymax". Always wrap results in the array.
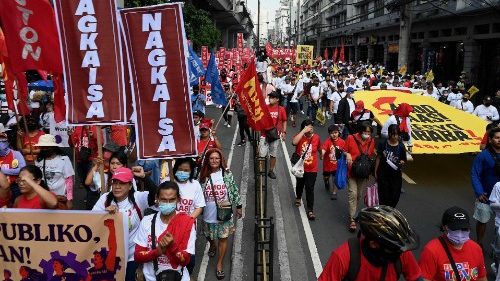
[
  {"xmin": 120, "ymin": 3, "xmax": 196, "ymax": 159},
  {"xmin": 53, "ymin": 0, "xmax": 126, "ymax": 124},
  {"xmin": 201, "ymin": 46, "xmax": 209, "ymax": 68},
  {"xmin": 219, "ymin": 47, "xmax": 226, "ymax": 69},
  {"xmin": 237, "ymin": 33, "xmax": 244, "ymax": 50},
  {"xmin": 0, "ymin": 0, "xmax": 62, "ymax": 74},
  {"xmin": 333, "ymin": 47, "xmax": 338, "ymax": 62},
  {"xmin": 235, "ymin": 61, "xmax": 273, "ymax": 131}
]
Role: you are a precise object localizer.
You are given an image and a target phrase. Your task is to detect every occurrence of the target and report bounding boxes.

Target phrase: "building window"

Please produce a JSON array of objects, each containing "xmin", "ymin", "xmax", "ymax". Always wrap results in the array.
[
  {"xmin": 359, "ymin": 3, "xmax": 369, "ymax": 21},
  {"xmin": 374, "ymin": 0, "xmax": 384, "ymax": 17}
]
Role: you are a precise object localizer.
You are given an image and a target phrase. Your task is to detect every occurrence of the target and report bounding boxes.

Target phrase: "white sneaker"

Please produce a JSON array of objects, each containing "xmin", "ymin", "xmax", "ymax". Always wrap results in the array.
[
  {"xmin": 300, "ymin": 110, "xmax": 305, "ymax": 115},
  {"xmin": 227, "ymin": 124, "xmax": 231, "ymax": 128},
  {"xmin": 224, "ymin": 122, "xmax": 228, "ymax": 126}
]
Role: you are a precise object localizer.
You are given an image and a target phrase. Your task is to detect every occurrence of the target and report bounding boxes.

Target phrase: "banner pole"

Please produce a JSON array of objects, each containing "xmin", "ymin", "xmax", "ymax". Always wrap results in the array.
[
  {"xmin": 12, "ymin": 81, "xmax": 33, "ymax": 161},
  {"xmin": 167, "ymin": 159, "xmax": 174, "ymax": 181},
  {"xmin": 96, "ymin": 126, "xmax": 106, "ymax": 194}
]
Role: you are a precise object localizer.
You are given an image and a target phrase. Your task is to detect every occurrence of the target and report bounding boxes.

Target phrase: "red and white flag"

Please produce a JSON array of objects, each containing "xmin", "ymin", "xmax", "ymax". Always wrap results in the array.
[
  {"xmin": 53, "ymin": 0, "xmax": 127, "ymax": 124},
  {"xmin": 237, "ymin": 33, "xmax": 244, "ymax": 50},
  {"xmin": 201, "ymin": 46, "xmax": 209, "ymax": 68},
  {"xmin": 120, "ymin": 3, "xmax": 196, "ymax": 159}
]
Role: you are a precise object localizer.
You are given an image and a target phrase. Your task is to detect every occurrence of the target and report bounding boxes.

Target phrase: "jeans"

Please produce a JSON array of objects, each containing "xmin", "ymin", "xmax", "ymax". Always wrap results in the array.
[
  {"xmin": 125, "ymin": 261, "xmax": 138, "ymax": 281},
  {"xmin": 237, "ymin": 116, "xmax": 252, "ymax": 141},
  {"xmin": 222, "ymin": 106, "xmax": 232, "ymax": 124},
  {"xmin": 308, "ymin": 102, "xmax": 319, "ymax": 123},
  {"xmin": 296, "ymin": 172, "xmax": 317, "ymax": 211}
]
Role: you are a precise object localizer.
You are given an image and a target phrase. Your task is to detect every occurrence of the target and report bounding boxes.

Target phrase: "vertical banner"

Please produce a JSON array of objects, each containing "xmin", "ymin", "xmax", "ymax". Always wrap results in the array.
[
  {"xmin": 54, "ymin": 0, "xmax": 126, "ymax": 124},
  {"xmin": 0, "ymin": 210, "xmax": 127, "ymax": 281},
  {"xmin": 218, "ymin": 47, "xmax": 226, "ymax": 69},
  {"xmin": 120, "ymin": 3, "xmax": 197, "ymax": 159},
  {"xmin": 237, "ymin": 33, "xmax": 244, "ymax": 50},
  {"xmin": 201, "ymin": 46, "xmax": 209, "ymax": 68},
  {"xmin": 296, "ymin": 45, "xmax": 314, "ymax": 66}
]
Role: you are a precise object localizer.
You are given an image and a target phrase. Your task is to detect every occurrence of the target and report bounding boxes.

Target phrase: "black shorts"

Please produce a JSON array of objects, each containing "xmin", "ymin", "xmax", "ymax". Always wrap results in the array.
[
  {"xmin": 289, "ymin": 102, "xmax": 299, "ymax": 114},
  {"xmin": 321, "ymin": 96, "xmax": 328, "ymax": 107}
]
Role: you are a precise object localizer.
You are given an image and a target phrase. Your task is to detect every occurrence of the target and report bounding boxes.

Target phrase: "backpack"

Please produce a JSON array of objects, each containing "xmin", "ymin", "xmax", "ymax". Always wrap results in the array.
[
  {"xmin": 395, "ymin": 116, "xmax": 410, "ymax": 142},
  {"xmin": 351, "ymin": 137, "xmax": 375, "ymax": 179},
  {"xmin": 343, "ymin": 237, "xmax": 402, "ymax": 281}
]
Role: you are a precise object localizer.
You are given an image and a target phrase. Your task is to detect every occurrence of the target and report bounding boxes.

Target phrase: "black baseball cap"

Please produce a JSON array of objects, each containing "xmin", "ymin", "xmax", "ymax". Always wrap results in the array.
[
  {"xmin": 442, "ymin": 206, "xmax": 470, "ymax": 230},
  {"xmin": 268, "ymin": 91, "xmax": 280, "ymax": 98}
]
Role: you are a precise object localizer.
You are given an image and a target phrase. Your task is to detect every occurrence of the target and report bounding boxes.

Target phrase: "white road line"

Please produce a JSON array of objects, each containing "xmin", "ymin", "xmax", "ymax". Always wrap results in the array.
[
  {"xmin": 271, "ymin": 152, "xmax": 292, "ymax": 281},
  {"xmin": 402, "ymin": 172, "xmax": 416, "ymax": 184},
  {"xmin": 198, "ymin": 123, "xmax": 239, "ymax": 281},
  {"xmin": 280, "ymin": 140, "xmax": 323, "ymax": 278},
  {"xmin": 230, "ymin": 143, "xmax": 249, "ymax": 281}
]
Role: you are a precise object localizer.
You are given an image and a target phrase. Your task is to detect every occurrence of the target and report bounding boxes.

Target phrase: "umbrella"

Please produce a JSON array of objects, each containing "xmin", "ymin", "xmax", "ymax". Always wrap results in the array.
[{"xmin": 28, "ymin": 80, "xmax": 53, "ymax": 91}]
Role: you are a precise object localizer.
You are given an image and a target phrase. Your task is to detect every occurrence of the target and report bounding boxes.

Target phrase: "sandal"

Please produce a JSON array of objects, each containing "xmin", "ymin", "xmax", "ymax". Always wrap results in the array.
[
  {"xmin": 208, "ymin": 246, "xmax": 216, "ymax": 257},
  {"xmin": 295, "ymin": 198, "xmax": 301, "ymax": 207},
  {"xmin": 307, "ymin": 211, "xmax": 316, "ymax": 221},
  {"xmin": 216, "ymin": 270, "xmax": 225, "ymax": 280},
  {"xmin": 348, "ymin": 221, "xmax": 357, "ymax": 233}
]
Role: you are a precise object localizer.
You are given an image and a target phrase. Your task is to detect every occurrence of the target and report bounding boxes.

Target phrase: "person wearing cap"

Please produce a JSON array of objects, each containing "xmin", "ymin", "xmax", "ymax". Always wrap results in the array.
[
  {"xmin": 197, "ymin": 122, "xmax": 221, "ymax": 163},
  {"xmin": 262, "ymin": 90, "xmax": 287, "ymax": 179},
  {"xmin": 419, "ymin": 207, "xmax": 486, "ymax": 281},
  {"xmin": 191, "ymin": 85, "xmax": 206, "ymax": 115},
  {"xmin": 321, "ymin": 124, "xmax": 346, "ymax": 200},
  {"xmin": 474, "ymin": 96, "xmax": 499, "ymax": 122},
  {"xmin": 34, "ymin": 134, "xmax": 74, "ymax": 209},
  {"xmin": 319, "ymin": 206, "xmax": 421, "ymax": 281},
  {"xmin": 92, "ymin": 166, "xmax": 156, "ymax": 281}
]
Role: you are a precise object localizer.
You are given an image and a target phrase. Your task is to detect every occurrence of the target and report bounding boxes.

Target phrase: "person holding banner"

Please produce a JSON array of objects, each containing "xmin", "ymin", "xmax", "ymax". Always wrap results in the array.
[
  {"xmin": 197, "ymin": 122, "xmax": 221, "ymax": 163},
  {"xmin": 12, "ymin": 165, "xmax": 57, "ymax": 209},
  {"xmin": 455, "ymin": 93, "xmax": 474, "ymax": 113},
  {"xmin": 92, "ymin": 167, "xmax": 156, "ymax": 281},
  {"xmin": 474, "ymin": 96, "xmax": 499, "ymax": 122}
]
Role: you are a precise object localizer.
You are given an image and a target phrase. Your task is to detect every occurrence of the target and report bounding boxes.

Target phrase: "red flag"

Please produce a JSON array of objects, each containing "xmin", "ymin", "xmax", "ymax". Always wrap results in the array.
[
  {"xmin": 37, "ymin": 70, "xmax": 48, "ymax": 81},
  {"xmin": 265, "ymin": 42, "xmax": 273, "ymax": 57},
  {"xmin": 0, "ymin": 0, "xmax": 62, "ymax": 74},
  {"xmin": 1, "ymin": 60, "xmax": 15, "ymax": 112},
  {"xmin": 235, "ymin": 61, "xmax": 274, "ymax": 131},
  {"xmin": 52, "ymin": 74, "xmax": 66, "ymax": 123},
  {"xmin": 323, "ymin": 48, "xmax": 329, "ymax": 60},
  {"xmin": 340, "ymin": 43, "xmax": 345, "ymax": 62},
  {"xmin": 120, "ymin": 3, "xmax": 197, "ymax": 159},
  {"xmin": 333, "ymin": 47, "xmax": 338, "ymax": 62},
  {"xmin": 14, "ymin": 73, "xmax": 30, "ymax": 115}
]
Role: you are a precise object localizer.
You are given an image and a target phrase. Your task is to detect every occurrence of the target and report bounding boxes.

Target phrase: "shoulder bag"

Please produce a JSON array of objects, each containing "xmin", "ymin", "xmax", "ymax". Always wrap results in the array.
[
  {"xmin": 291, "ymin": 138, "xmax": 312, "ymax": 165},
  {"xmin": 351, "ymin": 137, "xmax": 375, "ymax": 179},
  {"xmin": 265, "ymin": 110, "xmax": 281, "ymax": 143},
  {"xmin": 438, "ymin": 236, "xmax": 462, "ymax": 281},
  {"xmin": 291, "ymin": 137, "xmax": 313, "ymax": 178},
  {"xmin": 151, "ymin": 212, "xmax": 182, "ymax": 281},
  {"xmin": 209, "ymin": 170, "xmax": 233, "ymax": 222}
]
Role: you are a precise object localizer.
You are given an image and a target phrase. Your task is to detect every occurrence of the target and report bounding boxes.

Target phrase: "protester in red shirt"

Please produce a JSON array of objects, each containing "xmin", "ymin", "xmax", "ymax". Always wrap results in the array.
[
  {"xmin": 0, "ymin": 172, "xmax": 12, "ymax": 207},
  {"xmin": 345, "ymin": 123, "xmax": 376, "ymax": 232},
  {"xmin": 109, "ymin": 125, "xmax": 128, "ymax": 148},
  {"xmin": 196, "ymin": 122, "xmax": 221, "ymax": 164},
  {"xmin": 321, "ymin": 124, "xmax": 346, "ymax": 200},
  {"xmin": 292, "ymin": 119, "xmax": 321, "ymax": 220},
  {"xmin": 17, "ymin": 116, "xmax": 45, "ymax": 164},
  {"xmin": 419, "ymin": 206, "xmax": 487, "ymax": 281},
  {"xmin": 319, "ymin": 206, "xmax": 421, "ymax": 281},
  {"xmin": 12, "ymin": 165, "xmax": 57, "ymax": 209}
]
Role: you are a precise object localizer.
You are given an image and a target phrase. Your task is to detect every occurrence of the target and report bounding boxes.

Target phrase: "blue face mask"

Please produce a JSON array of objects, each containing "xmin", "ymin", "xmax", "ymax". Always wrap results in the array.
[
  {"xmin": 158, "ymin": 202, "xmax": 177, "ymax": 215},
  {"xmin": 447, "ymin": 229, "xmax": 470, "ymax": 245},
  {"xmin": 175, "ymin": 171, "xmax": 190, "ymax": 182},
  {"xmin": 0, "ymin": 141, "xmax": 10, "ymax": 157}
]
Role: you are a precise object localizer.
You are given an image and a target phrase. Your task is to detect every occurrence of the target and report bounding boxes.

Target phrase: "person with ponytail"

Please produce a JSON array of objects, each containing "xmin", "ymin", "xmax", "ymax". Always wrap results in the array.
[
  {"xmin": 12, "ymin": 165, "xmax": 57, "ymax": 209},
  {"xmin": 92, "ymin": 167, "xmax": 156, "ymax": 281}
]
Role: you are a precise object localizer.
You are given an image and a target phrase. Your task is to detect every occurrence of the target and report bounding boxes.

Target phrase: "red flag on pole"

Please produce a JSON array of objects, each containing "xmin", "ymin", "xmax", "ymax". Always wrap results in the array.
[
  {"xmin": 339, "ymin": 45, "xmax": 345, "ymax": 62},
  {"xmin": 14, "ymin": 73, "xmax": 30, "ymax": 115},
  {"xmin": 52, "ymin": 74, "xmax": 66, "ymax": 123},
  {"xmin": 0, "ymin": 0, "xmax": 62, "ymax": 74},
  {"xmin": 333, "ymin": 47, "xmax": 338, "ymax": 62},
  {"xmin": 235, "ymin": 60, "xmax": 274, "ymax": 131},
  {"xmin": 323, "ymin": 48, "xmax": 329, "ymax": 60}
]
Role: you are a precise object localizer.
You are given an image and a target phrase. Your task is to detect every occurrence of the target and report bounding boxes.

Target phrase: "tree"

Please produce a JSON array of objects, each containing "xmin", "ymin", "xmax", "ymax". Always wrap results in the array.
[{"xmin": 123, "ymin": 1, "xmax": 220, "ymax": 51}]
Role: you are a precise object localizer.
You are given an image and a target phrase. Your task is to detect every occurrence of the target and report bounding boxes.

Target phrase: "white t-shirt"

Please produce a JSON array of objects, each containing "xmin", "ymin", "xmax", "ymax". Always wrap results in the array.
[
  {"xmin": 321, "ymin": 81, "xmax": 335, "ymax": 100},
  {"xmin": 347, "ymin": 98, "xmax": 355, "ymax": 116},
  {"xmin": 194, "ymin": 124, "xmax": 200, "ymax": 141},
  {"xmin": 310, "ymin": 85, "xmax": 321, "ymax": 101},
  {"xmin": 290, "ymin": 83, "xmax": 302, "ymax": 103},
  {"xmin": 474, "ymin": 105, "xmax": 500, "ymax": 122},
  {"xmin": 447, "ymin": 92, "xmax": 463, "ymax": 107},
  {"xmin": 134, "ymin": 213, "xmax": 195, "ymax": 281},
  {"xmin": 35, "ymin": 155, "xmax": 74, "ymax": 196},
  {"xmin": 381, "ymin": 115, "xmax": 412, "ymax": 140},
  {"xmin": 455, "ymin": 101, "xmax": 474, "ymax": 113},
  {"xmin": 280, "ymin": 83, "xmax": 294, "ymax": 96},
  {"xmin": 176, "ymin": 180, "xmax": 206, "ymax": 215},
  {"xmin": 490, "ymin": 182, "xmax": 500, "ymax": 228},
  {"xmin": 202, "ymin": 170, "xmax": 230, "ymax": 224},
  {"xmin": 93, "ymin": 191, "xmax": 150, "ymax": 261},
  {"xmin": 332, "ymin": 91, "xmax": 346, "ymax": 114}
]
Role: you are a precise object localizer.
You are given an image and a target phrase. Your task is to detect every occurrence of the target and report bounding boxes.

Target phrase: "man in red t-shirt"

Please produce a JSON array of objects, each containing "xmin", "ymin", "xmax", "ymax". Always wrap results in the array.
[
  {"xmin": 419, "ymin": 206, "xmax": 487, "ymax": 281},
  {"xmin": 319, "ymin": 206, "xmax": 421, "ymax": 281},
  {"xmin": 344, "ymin": 123, "xmax": 376, "ymax": 232},
  {"xmin": 261, "ymin": 91, "xmax": 287, "ymax": 179},
  {"xmin": 322, "ymin": 124, "xmax": 346, "ymax": 200}
]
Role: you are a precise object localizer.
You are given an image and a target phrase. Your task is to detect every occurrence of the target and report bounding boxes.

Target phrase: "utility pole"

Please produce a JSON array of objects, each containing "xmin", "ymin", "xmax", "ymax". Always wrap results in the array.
[
  {"xmin": 288, "ymin": 0, "xmax": 292, "ymax": 47},
  {"xmin": 257, "ymin": 0, "xmax": 260, "ymax": 47},
  {"xmin": 397, "ymin": 0, "xmax": 411, "ymax": 69}
]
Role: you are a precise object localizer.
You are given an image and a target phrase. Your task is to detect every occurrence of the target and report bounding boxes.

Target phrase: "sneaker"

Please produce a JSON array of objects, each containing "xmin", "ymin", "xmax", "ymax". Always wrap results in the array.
[
  {"xmin": 300, "ymin": 110, "xmax": 305, "ymax": 115},
  {"xmin": 227, "ymin": 123, "xmax": 231, "ymax": 128},
  {"xmin": 236, "ymin": 141, "xmax": 246, "ymax": 146},
  {"xmin": 223, "ymin": 122, "xmax": 228, "ymax": 126},
  {"xmin": 268, "ymin": 171, "xmax": 277, "ymax": 179},
  {"xmin": 330, "ymin": 192, "xmax": 338, "ymax": 200}
]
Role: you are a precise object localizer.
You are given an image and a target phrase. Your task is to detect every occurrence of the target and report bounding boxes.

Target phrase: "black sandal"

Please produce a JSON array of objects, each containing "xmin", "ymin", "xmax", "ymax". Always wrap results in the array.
[
  {"xmin": 208, "ymin": 246, "xmax": 216, "ymax": 257},
  {"xmin": 307, "ymin": 211, "xmax": 316, "ymax": 221},
  {"xmin": 216, "ymin": 270, "xmax": 225, "ymax": 280}
]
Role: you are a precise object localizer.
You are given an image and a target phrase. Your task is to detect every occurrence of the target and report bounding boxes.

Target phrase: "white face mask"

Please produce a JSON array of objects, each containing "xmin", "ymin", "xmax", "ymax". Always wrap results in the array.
[{"xmin": 361, "ymin": 133, "xmax": 370, "ymax": 140}]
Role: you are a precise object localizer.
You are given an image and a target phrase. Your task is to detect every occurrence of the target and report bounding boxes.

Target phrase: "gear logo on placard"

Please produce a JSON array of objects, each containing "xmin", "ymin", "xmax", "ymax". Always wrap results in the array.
[{"xmin": 39, "ymin": 250, "xmax": 90, "ymax": 280}]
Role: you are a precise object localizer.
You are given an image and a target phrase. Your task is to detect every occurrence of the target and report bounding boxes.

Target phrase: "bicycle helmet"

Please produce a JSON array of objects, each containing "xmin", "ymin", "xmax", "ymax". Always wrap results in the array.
[{"xmin": 357, "ymin": 205, "xmax": 419, "ymax": 252}]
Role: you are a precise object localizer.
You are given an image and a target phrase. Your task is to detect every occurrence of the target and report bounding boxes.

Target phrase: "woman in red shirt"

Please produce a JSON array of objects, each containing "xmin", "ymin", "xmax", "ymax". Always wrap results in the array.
[
  {"xmin": 292, "ymin": 120, "xmax": 321, "ymax": 220},
  {"xmin": 13, "ymin": 165, "xmax": 57, "ymax": 209},
  {"xmin": 322, "ymin": 125, "xmax": 346, "ymax": 200},
  {"xmin": 17, "ymin": 116, "xmax": 45, "ymax": 164}
]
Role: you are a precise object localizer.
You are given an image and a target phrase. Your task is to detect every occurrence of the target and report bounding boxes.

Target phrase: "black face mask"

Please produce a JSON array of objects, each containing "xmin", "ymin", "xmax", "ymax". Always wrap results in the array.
[
  {"xmin": 485, "ymin": 102, "xmax": 492, "ymax": 107},
  {"xmin": 361, "ymin": 238, "xmax": 401, "ymax": 266},
  {"xmin": 38, "ymin": 148, "xmax": 56, "ymax": 159},
  {"xmin": 463, "ymin": 98, "xmax": 468, "ymax": 102}
]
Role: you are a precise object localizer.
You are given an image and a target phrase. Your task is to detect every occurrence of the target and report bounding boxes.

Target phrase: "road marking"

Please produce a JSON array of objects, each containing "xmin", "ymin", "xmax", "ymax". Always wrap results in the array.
[
  {"xmin": 198, "ymin": 123, "xmax": 239, "ymax": 281},
  {"xmin": 402, "ymin": 172, "xmax": 416, "ymax": 184},
  {"xmin": 280, "ymin": 140, "xmax": 323, "ymax": 278},
  {"xmin": 230, "ymin": 143, "xmax": 249, "ymax": 281},
  {"xmin": 271, "ymin": 152, "xmax": 292, "ymax": 281}
]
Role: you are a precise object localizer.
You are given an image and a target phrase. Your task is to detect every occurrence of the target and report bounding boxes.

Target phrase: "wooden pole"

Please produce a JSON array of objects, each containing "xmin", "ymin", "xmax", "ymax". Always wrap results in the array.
[
  {"xmin": 96, "ymin": 126, "xmax": 106, "ymax": 194},
  {"xmin": 167, "ymin": 159, "xmax": 174, "ymax": 181}
]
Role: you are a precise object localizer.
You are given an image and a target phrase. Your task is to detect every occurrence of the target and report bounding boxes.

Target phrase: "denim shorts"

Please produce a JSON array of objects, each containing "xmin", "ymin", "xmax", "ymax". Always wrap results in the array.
[{"xmin": 473, "ymin": 201, "xmax": 494, "ymax": 223}]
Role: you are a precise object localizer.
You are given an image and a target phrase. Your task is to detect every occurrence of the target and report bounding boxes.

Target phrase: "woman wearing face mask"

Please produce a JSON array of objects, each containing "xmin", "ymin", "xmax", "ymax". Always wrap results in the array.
[
  {"xmin": 134, "ymin": 181, "xmax": 196, "ymax": 281},
  {"xmin": 92, "ymin": 167, "xmax": 156, "ymax": 281},
  {"xmin": 34, "ymin": 134, "xmax": 74, "ymax": 209},
  {"xmin": 17, "ymin": 116, "xmax": 45, "ymax": 164},
  {"xmin": 0, "ymin": 124, "xmax": 26, "ymax": 188},
  {"xmin": 12, "ymin": 165, "xmax": 57, "ymax": 209},
  {"xmin": 375, "ymin": 125, "xmax": 406, "ymax": 208},
  {"xmin": 199, "ymin": 148, "xmax": 242, "ymax": 280},
  {"xmin": 419, "ymin": 207, "xmax": 486, "ymax": 281}
]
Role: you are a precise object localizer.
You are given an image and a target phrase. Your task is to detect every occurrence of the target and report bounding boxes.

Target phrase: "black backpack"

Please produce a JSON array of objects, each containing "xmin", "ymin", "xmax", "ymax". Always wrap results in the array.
[
  {"xmin": 351, "ymin": 137, "xmax": 375, "ymax": 179},
  {"xmin": 343, "ymin": 237, "xmax": 402, "ymax": 281},
  {"xmin": 395, "ymin": 116, "xmax": 410, "ymax": 142}
]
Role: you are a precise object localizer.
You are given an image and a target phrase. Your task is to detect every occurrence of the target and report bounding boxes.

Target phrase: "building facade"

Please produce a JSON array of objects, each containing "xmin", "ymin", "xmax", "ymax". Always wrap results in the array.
[{"xmin": 299, "ymin": 0, "xmax": 500, "ymax": 95}]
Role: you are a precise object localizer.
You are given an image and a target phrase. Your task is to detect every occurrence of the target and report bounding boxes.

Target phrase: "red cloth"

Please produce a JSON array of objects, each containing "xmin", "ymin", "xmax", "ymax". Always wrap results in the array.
[
  {"xmin": 69, "ymin": 126, "xmax": 100, "ymax": 162},
  {"xmin": 0, "ymin": 150, "xmax": 21, "ymax": 184},
  {"xmin": 134, "ymin": 245, "xmax": 160, "ymax": 264},
  {"xmin": 197, "ymin": 139, "xmax": 219, "ymax": 155},
  {"xmin": 481, "ymin": 132, "xmax": 488, "ymax": 146},
  {"xmin": 158, "ymin": 213, "xmax": 195, "ymax": 268},
  {"xmin": 23, "ymin": 130, "xmax": 45, "ymax": 163},
  {"xmin": 393, "ymin": 103, "xmax": 413, "ymax": 133},
  {"xmin": 15, "ymin": 72, "xmax": 30, "ymax": 115},
  {"xmin": 418, "ymin": 237, "xmax": 486, "ymax": 281},
  {"xmin": 294, "ymin": 134, "xmax": 321, "ymax": 173},
  {"xmin": 52, "ymin": 74, "xmax": 66, "ymax": 123},
  {"xmin": 110, "ymin": 125, "xmax": 128, "ymax": 147},
  {"xmin": 266, "ymin": 105, "xmax": 287, "ymax": 133},
  {"xmin": 345, "ymin": 134, "xmax": 375, "ymax": 177},
  {"xmin": 318, "ymin": 240, "xmax": 421, "ymax": 281},
  {"xmin": 16, "ymin": 193, "xmax": 55, "ymax": 209},
  {"xmin": 322, "ymin": 138, "xmax": 346, "ymax": 172},
  {"xmin": 351, "ymin": 101, "xmax": 365, "ymax": 119}
]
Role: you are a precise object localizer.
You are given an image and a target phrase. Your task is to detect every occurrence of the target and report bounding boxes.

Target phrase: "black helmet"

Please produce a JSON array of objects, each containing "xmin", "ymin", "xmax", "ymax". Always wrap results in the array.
[{"xmin": 357, "ymin": 206, "xmax": 419, "ymax": 252}]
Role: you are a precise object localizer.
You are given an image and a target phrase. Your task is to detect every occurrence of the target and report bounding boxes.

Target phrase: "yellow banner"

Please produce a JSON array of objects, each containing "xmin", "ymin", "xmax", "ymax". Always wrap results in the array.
[
  {"xmin": 356, "ymin": 90, "xmax": 488, "ymax": 154},
  {"xmin": 0, "ymin": 210, "xmax": 127, "ymax": 281},
  {"xmin": 296, "ymin": 45, "xmax": 314, "ymax": 66}
]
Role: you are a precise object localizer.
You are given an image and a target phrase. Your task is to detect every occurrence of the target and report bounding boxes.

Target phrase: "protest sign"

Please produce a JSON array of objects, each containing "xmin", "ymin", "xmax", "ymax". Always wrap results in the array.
[
  {"xmin": 237, "ymin": 33, "xmax": 244, "ymax": 50},
  {"xmin": 357, "ymin": 90, "xmax": 488, "ymax": 154},
  {"xmin": 121, "ymin": 3, "xmax": 197, "ymax": 159},
  {"xmin": 54, "ymin": 0, "xmax": 127, "ymax": 124},
  {"xmin": 296, "ymin": 45, "xmax": 314, "ymax": 66},
  {"xmin": 201, "ymin": 46, "xmax": 209, "ymax": 68},
  {"xmin": 0, "ymin": 209, "xmax": 127, "ymax": 281}
]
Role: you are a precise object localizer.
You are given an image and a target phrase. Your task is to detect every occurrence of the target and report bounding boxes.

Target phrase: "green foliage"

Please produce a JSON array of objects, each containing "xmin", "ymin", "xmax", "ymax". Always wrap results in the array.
[{"xmin": 122, "ymin": 2, "xmax": 220, "ymax": 51}]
